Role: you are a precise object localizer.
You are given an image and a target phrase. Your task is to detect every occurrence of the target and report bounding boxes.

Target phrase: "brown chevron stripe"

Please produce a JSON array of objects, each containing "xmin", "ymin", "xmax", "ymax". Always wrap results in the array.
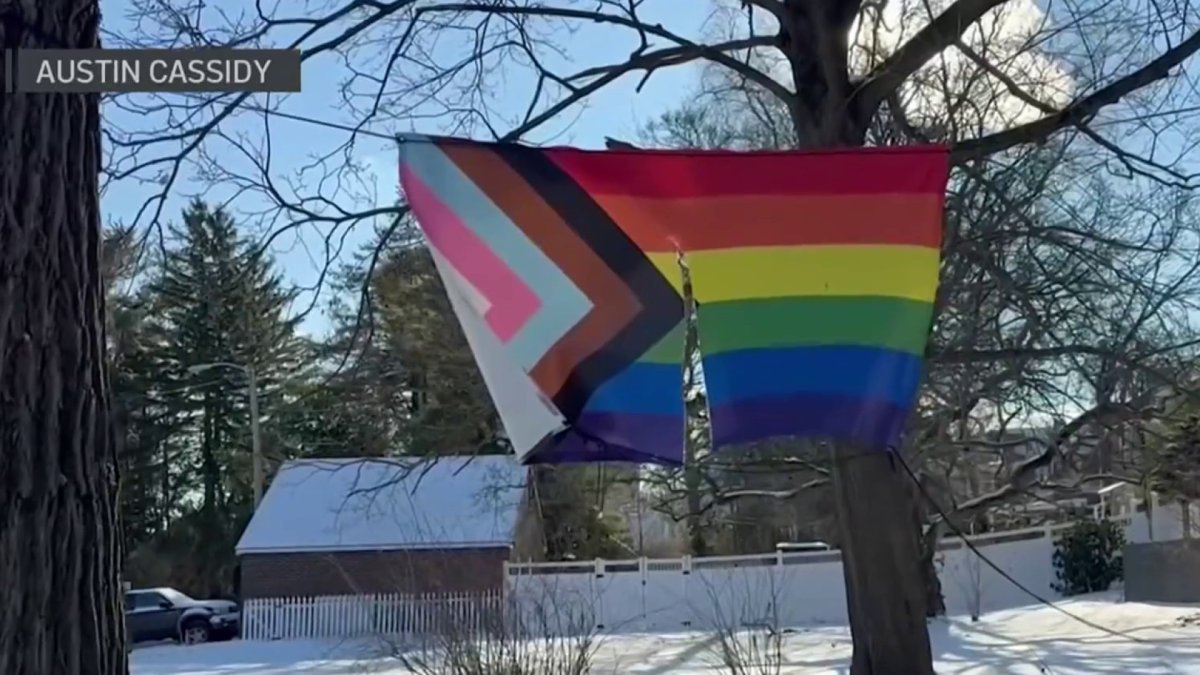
[
  {"xmin": 439, "ymin": 142, "xmax": 643, "ymax": 400},
  {"xmin": 491, "ymin": 142, "xmax": 685, "ymax": 420}
]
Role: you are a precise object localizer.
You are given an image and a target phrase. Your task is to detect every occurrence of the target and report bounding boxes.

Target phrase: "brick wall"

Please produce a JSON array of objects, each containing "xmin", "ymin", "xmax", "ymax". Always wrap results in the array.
[{"xmin": 240, "ymin": 547, "xmax": 510, "ymax": 599}]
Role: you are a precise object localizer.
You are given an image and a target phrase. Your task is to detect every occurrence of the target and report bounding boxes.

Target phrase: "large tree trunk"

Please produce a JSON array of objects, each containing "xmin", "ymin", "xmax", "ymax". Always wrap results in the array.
[
  {"xmin": 913, "ymin": 480, "xmax": 947, "ymax": 618},
  {"xmin": 832, "ymin": 449, "xmax": 936, "ymax": 675},
  {"xmin": 680, "ymin": 251, "xmax": 709, "ymax": 556},
  {"xmin": 920, "ymin": 522, "xmax": 947, "ymax": 618},
  {"xmin": 0, "ymin": 3, "xmax": 127, "ymax": 674},
  {"xmin": 773, "ymin": 0, "xmax": 941, "ymax": 667}
]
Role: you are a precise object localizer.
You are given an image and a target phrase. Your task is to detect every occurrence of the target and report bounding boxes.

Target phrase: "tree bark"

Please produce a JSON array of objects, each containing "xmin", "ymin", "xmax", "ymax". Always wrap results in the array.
[
  {"xmin": 772, "ymin": 0, "xmax": 941, "ymax": 666},
  {"xmin": 680, "ymin": 245, "xmax": 709, "ymax": 556},
  {"xmin": 832, "ymin": 449, "xmax": 935, "ymax": 675},
  {"xmin": 0, "ymin": 3, "xmax": 127, "ymax": 674},
  {"xmin": 683, "ymin": 457, "xmax": 708, "ymax": 555},
  {"xmin": 920, "ymin": 523, "xmax": 947, "ymax": 618},
  {"xmin": 913, "ymin": 481, "xmax": 946, "ymax": 618}
]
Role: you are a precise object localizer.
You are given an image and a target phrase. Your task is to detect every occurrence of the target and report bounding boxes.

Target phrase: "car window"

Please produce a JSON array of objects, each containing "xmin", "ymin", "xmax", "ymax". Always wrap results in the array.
[
  {"xmin": 129, "ymin": 592, "xmax": 168, "ymax": 610},
  {"xmin": 159, "ymin": 588, "xmax": 193, "ymax": 605}
]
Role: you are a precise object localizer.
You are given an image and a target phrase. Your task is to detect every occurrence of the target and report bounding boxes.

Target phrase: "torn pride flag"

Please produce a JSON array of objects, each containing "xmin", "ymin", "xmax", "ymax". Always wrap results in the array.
[{"xmin": 398, "ymin": 135, "xmax": 949, "ymax": 465}]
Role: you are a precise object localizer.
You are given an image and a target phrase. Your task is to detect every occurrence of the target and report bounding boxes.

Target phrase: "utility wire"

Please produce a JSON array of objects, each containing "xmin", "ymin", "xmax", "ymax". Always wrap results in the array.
[
  {"xmin": 893, "ymin": 449, "xmax": 1183, "ymax": 674},
  {"xmin": 239, "ymin": 104, "xmax": 400, "ymax": 141}
]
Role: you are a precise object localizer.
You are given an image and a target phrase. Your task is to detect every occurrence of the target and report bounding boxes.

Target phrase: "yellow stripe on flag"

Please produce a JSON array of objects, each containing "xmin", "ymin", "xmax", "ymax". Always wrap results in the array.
[{"xmin": 647, "ymin": 245, "xmax": 940, "ymax": 304}]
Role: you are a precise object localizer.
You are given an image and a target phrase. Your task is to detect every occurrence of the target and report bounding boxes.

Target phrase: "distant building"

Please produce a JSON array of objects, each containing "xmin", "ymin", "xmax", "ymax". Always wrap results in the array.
[{"xmin": 235, "ymin": 455, "xmax": 542, "ymax": 599}]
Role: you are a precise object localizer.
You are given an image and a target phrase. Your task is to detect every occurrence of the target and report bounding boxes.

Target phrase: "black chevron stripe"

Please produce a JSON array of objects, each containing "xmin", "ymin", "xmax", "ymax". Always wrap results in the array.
[{"xmin": 489, "ymin": 142, "xmax": 685, "ymax": 422}]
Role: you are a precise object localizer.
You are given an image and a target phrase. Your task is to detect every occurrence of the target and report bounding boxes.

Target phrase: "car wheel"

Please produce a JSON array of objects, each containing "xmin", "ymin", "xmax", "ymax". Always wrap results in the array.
[{"xmin": 180, "ymin": 619, "xmax": 211, "ymax": 645}]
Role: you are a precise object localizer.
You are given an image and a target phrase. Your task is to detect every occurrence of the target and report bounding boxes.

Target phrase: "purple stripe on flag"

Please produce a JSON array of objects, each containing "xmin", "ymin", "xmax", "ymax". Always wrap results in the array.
[
  {"xmin": 526, "ymin": 412, "xmax": 684, "ymax": 465},
  {"xmin": 709, "ymin": 393, "xmax": 911, "ymax": 450}
]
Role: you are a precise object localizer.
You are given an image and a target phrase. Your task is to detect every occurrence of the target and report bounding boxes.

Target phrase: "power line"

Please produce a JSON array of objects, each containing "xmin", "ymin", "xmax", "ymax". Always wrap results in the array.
[
  {"xmin": 240, "ymin": 104, "xmax": 399, "ymax": 141},
  {"xmin": 185, "ymin": 99, "xmax": 1200, "ymax": 159},
  {"xmin": 892, "ymin": 450, "xmax": 1182, "ymax": 673}
]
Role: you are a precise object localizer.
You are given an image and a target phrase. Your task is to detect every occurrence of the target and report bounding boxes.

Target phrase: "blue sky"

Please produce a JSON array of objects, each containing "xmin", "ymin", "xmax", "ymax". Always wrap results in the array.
[{"xmin": 99, "ymin": 0, "xmax": 713, "ymax": 336}]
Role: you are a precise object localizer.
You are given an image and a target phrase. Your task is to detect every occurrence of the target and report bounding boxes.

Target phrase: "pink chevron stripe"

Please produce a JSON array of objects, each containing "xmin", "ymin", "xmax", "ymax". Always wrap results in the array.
[{"xmin": 401, "ymin": 165, "xmax": 541, "ymax": 341}]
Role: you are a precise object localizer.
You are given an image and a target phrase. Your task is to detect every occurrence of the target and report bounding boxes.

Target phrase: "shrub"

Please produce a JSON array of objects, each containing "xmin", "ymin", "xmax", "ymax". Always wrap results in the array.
[
  {"xmin": 392, "ymin": 588, "xmax": 599, "ymax": 675},
  {"xmin": 1052, "ymin": 519, "xmax": 1125, "ymax": 596},
  {"xmin": 697, "ymin": 568, "xmax": 787, "ymax": 675}
]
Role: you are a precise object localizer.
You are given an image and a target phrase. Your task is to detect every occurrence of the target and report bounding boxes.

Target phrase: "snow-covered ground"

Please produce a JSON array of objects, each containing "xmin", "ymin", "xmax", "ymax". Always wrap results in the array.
[{"xmin": 132, "ymin": 594, "xmax": 1200, "ymax": 674}]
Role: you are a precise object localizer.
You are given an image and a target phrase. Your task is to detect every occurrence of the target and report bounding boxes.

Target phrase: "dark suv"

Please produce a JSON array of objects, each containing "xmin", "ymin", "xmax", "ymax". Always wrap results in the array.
[{"xmin": 124, "ymin": 587, "xmax": 240, "ymax": 645}]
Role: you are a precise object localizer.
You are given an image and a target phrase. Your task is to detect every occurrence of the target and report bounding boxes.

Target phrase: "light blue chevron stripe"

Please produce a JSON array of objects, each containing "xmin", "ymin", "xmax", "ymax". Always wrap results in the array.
[{"xmin": 400, "ymin": 138, "xmax": 592, "ymax": 370}]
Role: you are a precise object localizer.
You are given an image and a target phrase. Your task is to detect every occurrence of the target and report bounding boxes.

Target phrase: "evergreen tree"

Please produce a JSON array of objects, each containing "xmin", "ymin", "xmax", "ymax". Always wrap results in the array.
[
  {"xmin": 305, "ymin": 222, "xmax": 505, "ymax": 458},
  {"xmin": 103, "ymin": 227, "xmax": 189, "ymax": 556},
  {"xmin": 1156, "ymin": 412, "xmax": 1200, "ymax": 502},
  {"xmin": 106, "ymin": 229, "xmax": 159, "ymax": 552},
  {"xmin": 311, "ymin": 224, "xmax": 649, "ymax": 562},
  {"xmin": 132, "ymin": 200, "xmax": 310, "ymax": 594},
  {"xmin": 373, "ymin": 243, "xmax": 505, "ymax": 455}
]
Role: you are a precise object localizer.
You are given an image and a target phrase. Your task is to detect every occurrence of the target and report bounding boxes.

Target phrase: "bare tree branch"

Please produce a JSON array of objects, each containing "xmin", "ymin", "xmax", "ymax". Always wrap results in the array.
[
  {"xmin": 953, "ymin": 402, "xmax": 1152, "ymax": 515},
  {"xmin": 953, "ymin": 29, "xmax": 1200, "ymax": 162},
  {"xmin": 854, "ymin": 0, "xmax": 1012, "ymax": 120}
]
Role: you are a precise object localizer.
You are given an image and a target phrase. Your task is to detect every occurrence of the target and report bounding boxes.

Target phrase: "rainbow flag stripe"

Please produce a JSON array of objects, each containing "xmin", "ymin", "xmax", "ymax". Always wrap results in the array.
[{"xmin": 398, "ymin": 136, "xmax": 948, "ymax": 464}]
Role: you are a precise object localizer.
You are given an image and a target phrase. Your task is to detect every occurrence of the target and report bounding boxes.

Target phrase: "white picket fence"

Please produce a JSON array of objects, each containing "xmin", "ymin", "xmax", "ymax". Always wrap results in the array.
[
  {"xmin": 241, "ymin": 504, "xmax": 1192, "ymax": 642},
  {"xmin": 241, "ymin": 590, "xmax": 505, "ymax": 641},
  {"xmin": 504, "ymin": 510, "xmax": 1176, "ymax": 634}
]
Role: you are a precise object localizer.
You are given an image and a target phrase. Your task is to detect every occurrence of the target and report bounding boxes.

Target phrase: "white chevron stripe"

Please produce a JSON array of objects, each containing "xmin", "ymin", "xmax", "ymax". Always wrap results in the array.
[
  {"xmin": 400, "ymin": 138, "xmax": 592, "ymax": 370},
  {"xmin": 427, "ymin": 246, "xmax": 566, "ymax": 462}
]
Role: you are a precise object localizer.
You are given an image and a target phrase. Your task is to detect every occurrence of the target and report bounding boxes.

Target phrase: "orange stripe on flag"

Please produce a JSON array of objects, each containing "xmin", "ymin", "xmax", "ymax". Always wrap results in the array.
[{"xmin": 593, "ymin": 193, "xmax": 944, "ymax": 252}]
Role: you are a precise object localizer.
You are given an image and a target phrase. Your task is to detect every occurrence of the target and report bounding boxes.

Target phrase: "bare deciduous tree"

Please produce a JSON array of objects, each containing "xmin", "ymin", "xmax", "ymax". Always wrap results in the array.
[{"xmin": 103, "ymin": 1, "xmax": 1200, "ymax": 671}]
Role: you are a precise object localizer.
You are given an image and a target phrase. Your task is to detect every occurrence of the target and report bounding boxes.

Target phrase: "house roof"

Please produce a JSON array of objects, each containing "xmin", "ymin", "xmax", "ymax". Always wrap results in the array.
[{"xmin": 235, "ymin": 455, "xmax": 528, "ymax": 555}]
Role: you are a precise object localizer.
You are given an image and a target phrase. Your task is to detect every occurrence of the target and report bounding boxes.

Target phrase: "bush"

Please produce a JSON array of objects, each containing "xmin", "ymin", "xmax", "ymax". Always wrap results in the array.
[
  {"xmin": 1052, "ymin": 519, "xmax": 1125, "ymax": 596},
  {"xmin": 392, "ymin": 589, "xmax": 599, "ymax": 675}
]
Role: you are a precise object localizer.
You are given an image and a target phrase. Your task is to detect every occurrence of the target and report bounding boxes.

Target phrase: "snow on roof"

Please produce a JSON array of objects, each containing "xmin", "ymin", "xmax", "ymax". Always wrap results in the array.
[{"xmin": 235, "ymin": 455, "xmax": 528, "ymax": 555}]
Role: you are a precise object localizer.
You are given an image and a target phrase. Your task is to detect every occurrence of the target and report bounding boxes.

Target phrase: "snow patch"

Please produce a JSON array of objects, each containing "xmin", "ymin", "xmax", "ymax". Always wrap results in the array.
[{"xmin": 133, "ymin": 594, "xmax": 1200, "ymax": 674}]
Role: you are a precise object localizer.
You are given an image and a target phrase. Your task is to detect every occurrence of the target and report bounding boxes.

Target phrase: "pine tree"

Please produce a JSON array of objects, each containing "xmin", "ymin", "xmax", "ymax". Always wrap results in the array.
[
  {"xmin": 135, "ymin": 200, "xmax": 309, "ymax": 594},
  {"xmin": 105, "ymin": 227, "xmax": 167, "ymax": 553},
  {"xmin": 308, "ymin": 223, "xmax": 505, "ymax": 458}
]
